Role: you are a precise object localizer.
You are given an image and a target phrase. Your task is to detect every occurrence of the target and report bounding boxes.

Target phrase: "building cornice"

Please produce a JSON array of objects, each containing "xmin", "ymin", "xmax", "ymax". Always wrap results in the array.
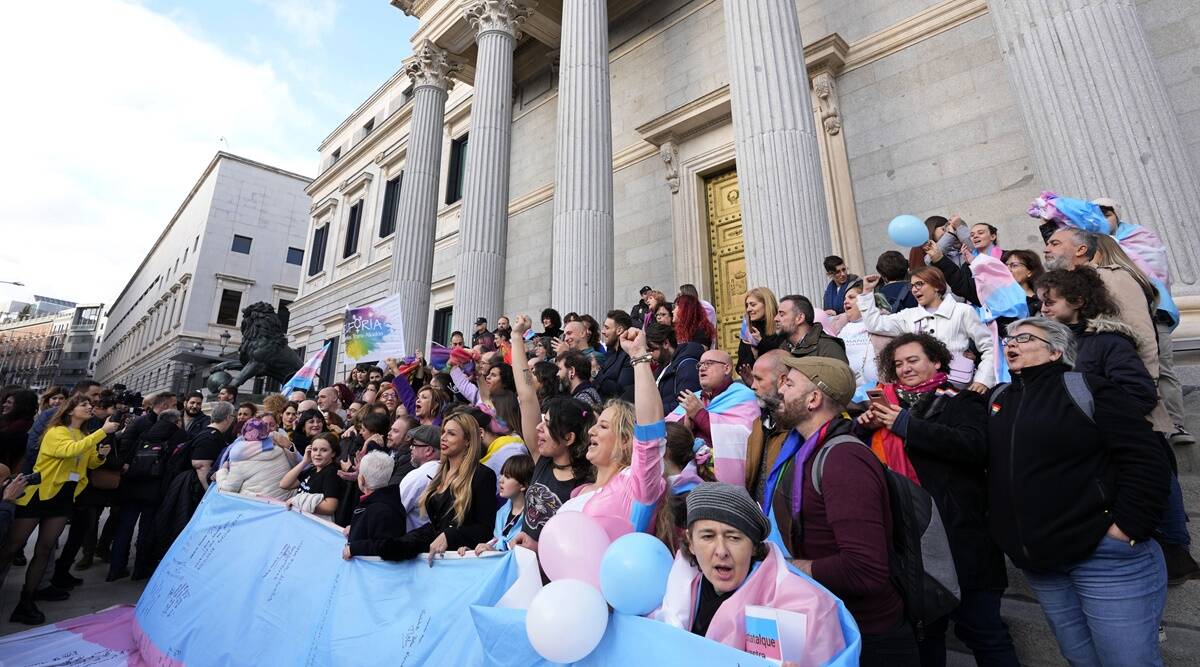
[
  {"xmin": 307, "ymin": 100, "xmax": 415, "ymax": 197},
  {"xmin": 844, "ymin": 0, "xmax": 986, "ymax": 72}
]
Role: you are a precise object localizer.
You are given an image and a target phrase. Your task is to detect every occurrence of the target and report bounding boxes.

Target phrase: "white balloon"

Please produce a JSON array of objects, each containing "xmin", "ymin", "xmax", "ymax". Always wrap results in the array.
[{"xmin": 525, "ymin": 579, "xmax": 610, "ymax": 663}]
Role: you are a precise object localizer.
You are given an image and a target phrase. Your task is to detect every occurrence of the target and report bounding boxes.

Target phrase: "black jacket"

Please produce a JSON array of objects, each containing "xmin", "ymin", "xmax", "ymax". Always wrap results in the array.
[
  {"xmin": 361, "ymin": 465, "xmax": 497, "ymax": 561},
  {"xmin": 120, "ymin": 417, "xmax": 188, "ymax": 503},
  {"xmin": 986, "ymin": 362, "xmax": 1169, "ymax": 569},
  {"xmin": 658, "ymin": 342, "xmax": 704, "ymax": 414},
  {"xmin": 183, "ymin": 413, "xmax": 211, "ymax": 438},
  {"xmin": 154, "ymin": 470, "xmax": 205, "ymax": 561},
  {"xmin": 595, "ymin": 347, "xmax": 634, "ymax": 401},
  {"xmin": 347, "ymin": 484, "xmax": 407, "ymax": 556},
  {"xmin": 630, "ymin": 301, "xmax": 650, "ymax": 327},
  {"xmin": 892, "ymin": 387, "xmax": 1006, "ymax": 590},
  {"xmin": 1071, "ymin": 319, "xmax": 1157, "ymax": 417}
]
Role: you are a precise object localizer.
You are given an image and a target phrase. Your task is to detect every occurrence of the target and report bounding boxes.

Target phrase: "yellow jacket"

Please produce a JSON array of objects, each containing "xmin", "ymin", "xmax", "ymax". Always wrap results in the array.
[{"xmin": 17, "ymin": 425, "xmax": 106, "ymax": 505}]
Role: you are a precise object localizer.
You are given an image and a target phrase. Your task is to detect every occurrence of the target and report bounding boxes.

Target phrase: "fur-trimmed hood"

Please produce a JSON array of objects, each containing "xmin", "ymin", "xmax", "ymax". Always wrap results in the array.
[{"xmin": 1084, "ymin": 316, "xmax": 1141, "ymax": 346}]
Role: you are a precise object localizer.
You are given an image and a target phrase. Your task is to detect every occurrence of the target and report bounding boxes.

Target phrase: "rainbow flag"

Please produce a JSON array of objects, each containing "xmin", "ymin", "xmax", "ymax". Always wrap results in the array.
[{"xmin": 281, "ymin": 341, "xmax": 330, "ymax": 394}]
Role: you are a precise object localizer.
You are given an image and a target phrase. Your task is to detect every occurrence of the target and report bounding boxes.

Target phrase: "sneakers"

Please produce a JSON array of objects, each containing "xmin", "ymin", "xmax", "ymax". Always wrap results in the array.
[
  {"xmin": 32, "ymin": 585, "xmax": 70, "ymax": 602},
  {"xmin": 9, "ymin": 593, "xmax": 44, "ymax": 625},
  {"xmin": 1169, "ymin": 425, "xmax": 1196, "ymax": 447},
  {"xmin": 1163, "ymin": 543, "xmax": 1200, "ymax": 586}
]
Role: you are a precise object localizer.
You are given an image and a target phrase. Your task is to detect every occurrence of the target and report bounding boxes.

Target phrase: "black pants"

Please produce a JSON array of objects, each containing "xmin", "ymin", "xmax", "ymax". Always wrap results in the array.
[
  {"xmin": 918, "ymin": 588, "xmax": 1020, "ymax": 667},
  {"xmin": 861, "ymin": 619, "xmax": 921, "ymax": 667}
]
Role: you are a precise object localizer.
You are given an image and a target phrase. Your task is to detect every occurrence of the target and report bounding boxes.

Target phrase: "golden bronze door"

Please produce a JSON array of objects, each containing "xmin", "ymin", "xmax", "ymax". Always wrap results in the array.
[{"xmin": 704, "ymin": 169, "xmax": 746, "ymax": 354}]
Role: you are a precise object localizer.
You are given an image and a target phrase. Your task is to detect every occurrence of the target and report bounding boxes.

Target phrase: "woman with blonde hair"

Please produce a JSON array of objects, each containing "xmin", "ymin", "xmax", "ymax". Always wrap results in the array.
[
  {"xmin": 736, "ymin": 287, "xmax": 778, "ymax": 379},
  {"xmin": 347, "ymin": 412, "xmax": 497, "ymax": 565},
  {"xmin": 641, "ymin": 290, "xmax": 668, "ymax": 329}
]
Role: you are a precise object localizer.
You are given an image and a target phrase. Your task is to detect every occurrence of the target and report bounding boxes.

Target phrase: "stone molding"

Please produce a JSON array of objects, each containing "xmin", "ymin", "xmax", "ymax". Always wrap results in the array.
[
  {"xmin": 660, "ymin": 141, "xmax": 680, "ymax": 193},
  {"xmin": 338, "ymin": 170, "xmax": 374, "ymax": 197},
  {"xmin": 845, "ymin": 0, "xmax": 987, "ymax": 72},
  {"xmin": 405, "ymin": 40, "xmax": 461, "ymax": 91},
  {"xmin": 310, "ymin": 196, "xmax": 338, "ymax": 218},
  {"xmin": 463, "ymin": 0, "xmax": 536, "ymax": 39}
]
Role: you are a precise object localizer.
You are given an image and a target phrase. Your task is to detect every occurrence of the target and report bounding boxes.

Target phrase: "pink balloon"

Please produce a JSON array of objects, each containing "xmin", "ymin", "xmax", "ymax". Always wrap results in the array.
[
  {"xmin": 538, "ymin": 511, "xmax": 611, "ymax": 589},
  {"xmin": 812, "ymin": 306, "xmax": 833, "ymax": 329}
]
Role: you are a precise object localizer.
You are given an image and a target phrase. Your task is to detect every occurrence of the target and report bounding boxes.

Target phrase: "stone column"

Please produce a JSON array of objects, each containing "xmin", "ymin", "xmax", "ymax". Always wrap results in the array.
[
  {"xmin": 988, "ymin": 0, "xmax": 1200, "ymax": 287},
  {"xmin": 388, "ymin": 41, "xmax": 459, "ymax": 352},
  {"xmin": 723, "ymin": 0, "xmax": 832, "ymax": 300},
  {"xmin": 452, "ymin": 0, "xmax": 533, "ymax": 332},
  {"xmin": 551, "ymin": 0, "xmax": 613, "ymax": 317}
]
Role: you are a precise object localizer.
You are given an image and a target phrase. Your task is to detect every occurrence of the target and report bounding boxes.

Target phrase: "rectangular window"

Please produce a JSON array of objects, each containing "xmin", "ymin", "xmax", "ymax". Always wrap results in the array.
[
  {"xmin": 231, "ymin": 234, "xmax": 252, "ymax": 254},
  {"xmin": 216, "ymin": 289, "xmax": 242, "ymax": 326},
  {"xmin": 308, "ymin": 224, "xmax": 329, "ymax": 276},
  {"xmin": 379, "ymin": 173, "xmax": 403, "ymax": 238},
  {"xmin": 432, "ymin": 306, "xmax": 453, "ymax": 347},
  {"xmin": 363, "ymin": 118, "xmax": 375, "ymax": 135},
  {"xmin": 277, "ymin": 299, "xmax": 293, "ymax": 332},
  {"xmin": 343, "ymin": 201, "xmax": 363, "ymax": 258},
  {"xmin": 446, "ymin": 134, "xmax": 469, "ymax": 205},
  {"xmin": 286, "ymin": 247, "xmax": 304, "ymax": 266}
]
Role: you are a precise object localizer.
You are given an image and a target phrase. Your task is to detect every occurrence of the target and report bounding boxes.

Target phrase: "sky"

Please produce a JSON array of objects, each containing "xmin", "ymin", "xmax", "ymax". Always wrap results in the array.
[{"xmin": 0, "ymin": 0, "xmax": 418, "ymax": 309}]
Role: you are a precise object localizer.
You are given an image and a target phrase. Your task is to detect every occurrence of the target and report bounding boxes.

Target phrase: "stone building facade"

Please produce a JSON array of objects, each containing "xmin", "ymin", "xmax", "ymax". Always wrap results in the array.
[
  {"xmin": 286, "ymin": 0, "xmax": 1200, "ymax": 361},
  {"xmin": 94, "ymin": 153, "xmax": 311, "ymax": 395},
  {"xmin": 0, "ymin": 303, "xmax": 104, "ymax": 391}
]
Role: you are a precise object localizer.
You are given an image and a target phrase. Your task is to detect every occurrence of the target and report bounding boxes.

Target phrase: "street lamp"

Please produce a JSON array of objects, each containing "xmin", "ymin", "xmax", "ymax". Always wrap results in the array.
[
  {"xmin": 219, "ymin": 330, "xmax": 232, "ymax": 354},
  {"xmin": 191, "ymin": 341, "xmax": 204, "ymax": 353}
]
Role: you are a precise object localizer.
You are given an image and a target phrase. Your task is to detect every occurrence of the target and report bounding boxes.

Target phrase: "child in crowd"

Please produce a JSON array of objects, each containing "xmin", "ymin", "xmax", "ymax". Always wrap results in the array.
[
  {"xmin": 280, "ymin": 432, "xmax": 344, "ymax": 519},
  {"xmin": 462, "ymin": 453, "xmax": 533, "ymax": 555}
]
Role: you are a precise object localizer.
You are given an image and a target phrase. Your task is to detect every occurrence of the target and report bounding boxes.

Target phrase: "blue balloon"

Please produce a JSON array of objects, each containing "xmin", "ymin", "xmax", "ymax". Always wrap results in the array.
[
  {"xmin": 888, "ymin": 214, "xmax": 929, "ymax": 247},
  {"xmin": 600, "ymin": 533, "xmax": 674, "ymax": 616}
]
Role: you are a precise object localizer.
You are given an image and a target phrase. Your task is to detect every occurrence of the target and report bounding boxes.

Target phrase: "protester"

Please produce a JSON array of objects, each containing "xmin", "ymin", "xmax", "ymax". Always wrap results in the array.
[
  {"xmin": 822, "ymin": 255, "xmax": 858, "ymax": 316},
  {"xmin": 673, "ymin": 294, "xmax": 716, "ymax": 349},
  {"xmin": 745, "ymin": 350, "xmax": 790, "ymax": 502},
  {"xmin": 641, "ymin": 291, "xmax": 667, "ymax": 329},
  {"xmin": 654, "ymin": 482, "xmax": 850, "ymax": 665},
  {"xmin": 217, "ymin": 385, "xmax": 238, "ymax": 404},
  {"xmin": 281, "ymin": 401, "xmax": 299, "ymax": 435},
  {"xmin": 763, "ymin": 294, "xmax": 848, "ymax": 363},
  {"xmin": 595, "ymin": 310, "xmax": 635, "ymax": 401},
  {"xmin": 736, "ymin": 286, "xmax": 778, "ymax": 380},
  {"xmin": 767, "ymin": 356, "xmax": 918, "ymax": 665},
  {"xmin": 398, "ymin": 424, "xmax": 441, "ymax": 531},
  {"xmin": 1001, "ymin": 249, "xmax": 1044, "ymax": 316},
  {"xmin": 464, "ymin": 453, "xmax": 533, "ymax": 555},
  {"xmin": 473, "ymin": 397, "xmax": 526, "ymax": 477},
  {"xmin": 857, "ymin": 333, "xmax": 1018, "ymax": 666},
  {"xmin": 826, "ymin": 281, "xmax": 889, "ymax": 402},
  {"xmin": 988, "ymin": 317, "xmax": 1169, "ymax": 666},
  {"xmin": 654, "ymin": 302, "xmax": 674, "ymax": 327},
  {"xmin": 859, "ymin": 268, "xmax": 995, "ymax": 391},
  {"xmin": 875, "ymin": 251, "xmax": 918, "ymax": 312},
  {"xmin": 0, "ymin": 395, "xmax": 117, "ymax": 624},
  {"xmin": 667, "ymin": 349, "xmax": 759, "ymax": 487},
  {"xmin": 280, "ymin": 432, "xmax": 344, "ymax": 518},
  {"xmin": 414, "ymin": 386, "xmax": 447, "ymax": 427},
  {"xmin": 557, "ymin": 350, "xmax": 603, "ymax": 410},
  {"xmin": 645, "ymin": 322, "xmax": 702, "ymax": 414},
  {"xmin": 343, "ymin": 451, "xmax": 406, "ymax": 558},
  {"xmin": 214, "ymin": 418, "xmax": 297, "ymax": 502},
  {"xmin": 181, "ymin": 391, "xmax": 210, "ymax": 438},
  {"xmin": 291, "ymin": 409, "xmax": 328, "ymax": 456},
  {"xmin": 189, "ymin": 401, "xmax": 235, "ymax": 490},
  {"xmin": 630, "ymin": 286, "xmax": 653, "ymax": 326},
  {"xmin": 678, "ymin": 284, "xmax": 718, "ymax": 329},
  {"xmin": 38, "ymin": 386, "xmax": 67, "ymax": 413}
]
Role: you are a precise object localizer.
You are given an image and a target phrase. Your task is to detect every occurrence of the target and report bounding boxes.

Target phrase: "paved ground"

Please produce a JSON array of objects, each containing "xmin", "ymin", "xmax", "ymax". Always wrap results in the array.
[{"xmin": 0, "ymin": 510, "xmax": 147, "ymax": 637}]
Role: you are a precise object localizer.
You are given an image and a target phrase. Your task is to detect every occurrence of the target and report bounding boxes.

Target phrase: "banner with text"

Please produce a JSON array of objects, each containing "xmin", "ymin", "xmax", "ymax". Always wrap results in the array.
[{"xmin": 343, "ymin": 295, "xmax": 408, "ymax": 364}]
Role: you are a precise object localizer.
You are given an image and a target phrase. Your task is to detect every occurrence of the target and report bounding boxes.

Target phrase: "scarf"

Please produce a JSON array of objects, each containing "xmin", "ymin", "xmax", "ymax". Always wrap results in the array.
[{"xmin": 866, "ymin": 377, "xmax": 947, "ymax": 486}]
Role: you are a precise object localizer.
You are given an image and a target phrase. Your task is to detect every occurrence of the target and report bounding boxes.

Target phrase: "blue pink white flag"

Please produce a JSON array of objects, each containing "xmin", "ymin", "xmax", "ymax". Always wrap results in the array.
[{"xmin": 280, "ymin": 341, "xmax": 330, "ymax": 394}]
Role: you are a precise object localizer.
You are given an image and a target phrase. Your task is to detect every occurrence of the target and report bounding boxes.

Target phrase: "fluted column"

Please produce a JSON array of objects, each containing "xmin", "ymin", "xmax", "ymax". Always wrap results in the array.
[
  {"xmin": 988, "ymin": 0, "xmax": 1200, "ymax": 287},
  {"xmin": 389, "ymin": 41, "xmax": 460, "ymax": 352},
  {"xmin": 551, "ymin": 0, "xmax": 613, "ymax": 317},
  {"xmin": 453, "ymin": 0, "xmax": 533, "ymax": 332},
  {"xmin": 724, "ymin": 0, "xmax": 831, "ymax": 300}
]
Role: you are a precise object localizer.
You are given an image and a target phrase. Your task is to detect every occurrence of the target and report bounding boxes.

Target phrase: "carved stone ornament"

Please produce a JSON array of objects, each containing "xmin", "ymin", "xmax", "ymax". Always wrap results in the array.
[
  {"xmin": 660, "ymin": 141, "xmax": 680, "ymax": 194},
  {"xmin": 390, "ymin": 0, "xmax": 416, "ymax": 17},
  {"xmin": 812, "ymin": 72, "xmax": 842, "ymax": 136},
  {"xmin": 464, "ymin": 0, "xmax": 536, "ymax": 39},
  {"xmin": 404, "ymin": 40, "xmax": 461, "ymax": 91}
]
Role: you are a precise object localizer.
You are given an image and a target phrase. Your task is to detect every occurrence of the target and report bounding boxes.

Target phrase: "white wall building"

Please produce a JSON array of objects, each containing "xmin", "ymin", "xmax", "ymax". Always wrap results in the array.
[{"xmin": 94, "ymin": 152, "xmax": 311, "ymax": 395}]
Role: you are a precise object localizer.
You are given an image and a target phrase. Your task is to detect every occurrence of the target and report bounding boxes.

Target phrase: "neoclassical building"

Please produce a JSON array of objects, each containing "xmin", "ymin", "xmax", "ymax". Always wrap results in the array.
[{"xmin": 286, "ymin": 0, "xmax": 1200, "ymax": 360}]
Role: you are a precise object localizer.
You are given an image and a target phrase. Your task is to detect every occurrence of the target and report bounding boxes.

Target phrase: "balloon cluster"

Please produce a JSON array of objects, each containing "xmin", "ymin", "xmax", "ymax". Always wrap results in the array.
[{"xmin": 525, "ymin": 513, "xmax": 674, "ymax": 663}]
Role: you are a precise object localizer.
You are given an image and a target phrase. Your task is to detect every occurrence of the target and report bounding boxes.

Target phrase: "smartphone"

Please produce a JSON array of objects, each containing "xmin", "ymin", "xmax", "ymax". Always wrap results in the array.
[
  {"xmin": 866, "ymin": 389, "xmax": 887, "ymax": 408},
  {"xmin": 22, "ymin": 472, "xmax": 41, "ymax": 486}
]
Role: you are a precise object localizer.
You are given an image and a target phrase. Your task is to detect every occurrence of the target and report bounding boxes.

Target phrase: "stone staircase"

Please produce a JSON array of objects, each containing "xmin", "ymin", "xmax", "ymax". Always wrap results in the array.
[{"xmin": 948, "ymin": 382, "xmax": 1200, "ymax": 666}]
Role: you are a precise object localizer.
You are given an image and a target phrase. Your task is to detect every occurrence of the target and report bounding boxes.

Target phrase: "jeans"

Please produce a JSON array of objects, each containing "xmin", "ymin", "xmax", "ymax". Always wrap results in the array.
[
  {"xmin": 108, "ymin": 501, "xmax": 159, "ymax": 577},
  {"xmin": 1023, "ymin": 536, "xmax": 1167, "ymax": 667},
  {"xmin": 861, "ymin": 619, "xmax": 921, "ymax": 667},
  {"xmin": 1157, "ymin": 472, "xmax": 1191, "ymax": 546},
  {"xmin": 919, "ymin": 589, "xmax": 1019, "ymax": 667}
]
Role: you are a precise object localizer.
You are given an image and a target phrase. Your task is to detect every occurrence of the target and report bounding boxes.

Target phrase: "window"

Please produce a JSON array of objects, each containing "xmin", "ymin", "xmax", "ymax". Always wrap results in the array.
[
  {"xmin": 379, "ymin": 173, "xmax": 403, "ymax": 238},
  {"xmin": 194, "ymin": 235, "xmax": 200, "ymax": 251},
  {"xmin": 446, "ymin": 134, "xmax": 469, "ymax": 204},
  {"xmin": 277, "ymin": 300, "xmax": 293, "ymax": 332},
  {"xmin": 231, "ymin": 234, "xmax": 252, "ymax": 254},
  {"xmin": 331, "ymin": 148, "xmax": 342, "ymax": 164},
  {"xmin": 308, "ymin": 224, "xmax": 329, "ymax": 276},
  {"xmin": 216, "ymin": 289, "xmax": 242, "ymax": 326},
  {"xmin": 363, "ymin": 118, "xmax": 375, "ymax": 135},
  {"xmin": 286, "ymin": 247, "xmax": 304, "ymax": 266},
  {"xmin": 343, "ymin": 201, "xmax": 363, "ymax": 258},
  {"xmin": 432, "ymin": 306, "xmax": 453, "ymax": 346}
]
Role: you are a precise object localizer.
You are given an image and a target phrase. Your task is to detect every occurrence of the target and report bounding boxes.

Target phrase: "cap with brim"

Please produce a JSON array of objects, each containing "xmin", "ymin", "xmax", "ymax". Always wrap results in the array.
[
  {"xmin": 778, "ymin": 355, "xmax": 856, "ymax": 408},
  {"xmin": 640, "ymin": 286, "xmax": 652, "ymax": 294},
  {"xmin": 408, "ymin": 425, "xmax": 440, "ymax": 447}
]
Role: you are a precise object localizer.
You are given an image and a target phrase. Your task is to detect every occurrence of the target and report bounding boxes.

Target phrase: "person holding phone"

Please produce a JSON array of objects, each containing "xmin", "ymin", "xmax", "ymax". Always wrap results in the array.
[{"xmin": 0, "ymin": 395, "xmax": 117, "ymax": 625}]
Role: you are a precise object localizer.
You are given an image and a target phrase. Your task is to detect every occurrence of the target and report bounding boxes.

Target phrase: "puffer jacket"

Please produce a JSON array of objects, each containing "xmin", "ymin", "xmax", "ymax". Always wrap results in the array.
[
  {"xmin": 657, "ymin": 342, "xmax": 704, "ymax": 414},
  {"xmin": 987, "ymin": 361, "xmax": 1169, "ymax": 569},
  {"xmin": 1070, "ymin": 317, "xmax": 1157, "ymax": 417},
  {"xmin": 215, "ymin": 445, "xmax": 295, "ymax": 502}
]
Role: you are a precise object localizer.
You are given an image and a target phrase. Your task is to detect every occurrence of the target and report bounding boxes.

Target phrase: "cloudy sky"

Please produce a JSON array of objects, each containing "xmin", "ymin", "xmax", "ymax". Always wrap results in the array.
[{"xmin": 0, "ymin": 0, "xmax": 417, "ymax": 308}]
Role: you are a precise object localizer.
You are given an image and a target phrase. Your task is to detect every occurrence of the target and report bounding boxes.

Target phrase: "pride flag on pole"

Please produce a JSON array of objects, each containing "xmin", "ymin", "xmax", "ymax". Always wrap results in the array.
[{"xmin": 281, "ymin": 341, "xmax": 331, "ymax": 394}]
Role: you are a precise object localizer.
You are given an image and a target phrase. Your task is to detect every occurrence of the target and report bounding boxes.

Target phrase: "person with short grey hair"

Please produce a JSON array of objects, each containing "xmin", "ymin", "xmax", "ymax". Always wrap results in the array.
[
  {"xmin": 191, "ymin": 401, "xmax": 236, "ymax": 490},
  {"xmin": 989, "ymin": 317, "xmax": 1171, "ymax": 665},
  {"xmin": 1003, "ymin": 316, "xmax": 1077, "ymax": 368}
]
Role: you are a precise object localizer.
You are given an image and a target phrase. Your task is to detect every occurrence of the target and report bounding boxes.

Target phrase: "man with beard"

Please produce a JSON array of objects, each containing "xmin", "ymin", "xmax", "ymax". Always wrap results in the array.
[
  {"xmin": 666, "ymin": 349, "xmax": 759, "ymax": 489},
  {"xmin": 181, "ymin": 391, "xmax": 210, "ymax": 438},
  {"xmin": 764, "ymin": 356, "xmax": 917, "ymax": 667},
  {"xmin": 595, "ymin": 310, "xmax": 634, "ymax": 400},
  {"xmin": 556, "ymin": 350, "xmax": 602, "ymax": 410},
  {"xmin": 745, "ymin": 350, "xmax": 790, "ymax": 502}
]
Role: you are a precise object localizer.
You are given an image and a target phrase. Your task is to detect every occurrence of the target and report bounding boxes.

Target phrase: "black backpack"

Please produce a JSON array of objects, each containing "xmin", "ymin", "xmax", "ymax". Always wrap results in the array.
[
  {"xmin": 811, "ymin": 435, "xmax": 961, "ymax": 637},
  {"xmin": 125, "ymin": 439, "xmax": 167, "ymax": 481}
]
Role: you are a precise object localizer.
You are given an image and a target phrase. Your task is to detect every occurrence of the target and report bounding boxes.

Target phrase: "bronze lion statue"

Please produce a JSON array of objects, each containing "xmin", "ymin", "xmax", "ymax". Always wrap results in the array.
[{"xmin": 209, "ymin": 301, "xmax": 302, "ymax": 393}]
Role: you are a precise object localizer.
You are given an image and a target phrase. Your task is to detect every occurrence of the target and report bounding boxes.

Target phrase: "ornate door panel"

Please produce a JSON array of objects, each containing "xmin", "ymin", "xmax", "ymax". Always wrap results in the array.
[{"xmin": 704, "ymin": 170, "xmax": 746, "ymax": 354}]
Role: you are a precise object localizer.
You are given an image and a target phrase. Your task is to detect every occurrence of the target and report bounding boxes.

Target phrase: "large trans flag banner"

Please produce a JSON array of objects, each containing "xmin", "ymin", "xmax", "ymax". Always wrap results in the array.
[{"xmin": 0, "ymin": 490, "xmax": 841, "ymax": 666}]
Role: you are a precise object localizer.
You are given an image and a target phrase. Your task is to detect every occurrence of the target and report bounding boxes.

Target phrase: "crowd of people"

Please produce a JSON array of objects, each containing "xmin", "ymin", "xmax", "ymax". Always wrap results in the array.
[{"xmin": 0, "ymin": 192, "xmax": 1195, "ymax": 667}]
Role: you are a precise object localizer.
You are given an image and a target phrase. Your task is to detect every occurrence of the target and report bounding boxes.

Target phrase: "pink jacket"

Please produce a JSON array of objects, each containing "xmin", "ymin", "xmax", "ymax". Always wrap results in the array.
[{"xmin": 581, "ymin": 421, "xmax": 667, "ymax": 541}]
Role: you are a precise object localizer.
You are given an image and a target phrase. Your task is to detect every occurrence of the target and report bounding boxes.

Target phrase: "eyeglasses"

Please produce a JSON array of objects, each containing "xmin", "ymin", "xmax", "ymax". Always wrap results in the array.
[
  {"xmin": 1002, "ymin": 332, "xmax": 1052, "ymax": 346},
  {"xmin": 697, "ymin": 360, "xmax": 729, "ymax": 369},
  {"xmin": 1005, "ymin": 261, "xmax": 1027, "ymax": 270},
  {"xmin": 410, "ymin": 442, "xmax": 435, "ymax": 449}
]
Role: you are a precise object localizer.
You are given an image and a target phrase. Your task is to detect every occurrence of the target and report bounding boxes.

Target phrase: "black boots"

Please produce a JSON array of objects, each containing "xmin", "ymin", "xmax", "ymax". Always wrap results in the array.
[{"xmin": 9, "ymin": 592, "xmax": 44, "ymax": 625}]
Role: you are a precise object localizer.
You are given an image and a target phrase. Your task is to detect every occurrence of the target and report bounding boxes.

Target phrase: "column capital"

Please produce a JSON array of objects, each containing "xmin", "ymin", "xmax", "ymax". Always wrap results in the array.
[
  {"xmin": 463, "ymin": 0, "xmax": 536, "ymax": 39},
  {"xmin": 404, "ymin": 40, "xmax": 461, "ymax": 91}
]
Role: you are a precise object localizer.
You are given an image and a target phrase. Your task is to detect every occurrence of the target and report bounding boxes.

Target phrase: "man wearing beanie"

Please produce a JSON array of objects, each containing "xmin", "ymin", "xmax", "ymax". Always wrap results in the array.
[
  {"xmin": 652, "ymin": 481, "xmax": 854, "ymax": 665},
  {"xmin": 764, "ymin": 356, "xmax": 918, "ymax": 666}
]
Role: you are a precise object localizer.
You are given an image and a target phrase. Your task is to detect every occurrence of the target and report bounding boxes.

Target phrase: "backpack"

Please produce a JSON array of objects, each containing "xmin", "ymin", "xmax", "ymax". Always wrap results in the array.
[
  {"xmin": 125, "ymin": 439, "xmax": 167, "ymax": 481},
  {"xmin": 811, "ymin": 435, "xmax": 960, "ymax": 637},
  {"xmin": 988, "ymin": 372, "xmax": 1094, "ymax": 423}
]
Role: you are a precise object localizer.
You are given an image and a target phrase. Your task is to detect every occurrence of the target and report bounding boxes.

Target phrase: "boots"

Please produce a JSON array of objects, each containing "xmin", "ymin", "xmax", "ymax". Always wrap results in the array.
[{"xmin": 9, "ymin": 592, "xmax": 45, "ymax": 625}]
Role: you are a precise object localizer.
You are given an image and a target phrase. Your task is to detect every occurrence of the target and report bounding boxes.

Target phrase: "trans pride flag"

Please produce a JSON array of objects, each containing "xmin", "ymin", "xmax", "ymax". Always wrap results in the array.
[
  {"xmin": 969, "ymin": 253, "xmax": 1029, "ymax": 385},
  {"xmin": 667, "ymin": 382, "xmax": 760, "ymax": 486},
  {"xmin": 280, "ymin": 341, "xmax": 330, "ymax": 394}
]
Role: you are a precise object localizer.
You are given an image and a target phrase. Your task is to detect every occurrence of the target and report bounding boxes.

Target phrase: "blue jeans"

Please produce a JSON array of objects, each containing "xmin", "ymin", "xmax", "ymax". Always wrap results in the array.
[
  {"xmin": 1023, "ymin": 536, "xmax": 1166, "ymax": 667},
  {"xmin": 1156, "ymin": 472, "xmax": 1190, "ymax": 546}
]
